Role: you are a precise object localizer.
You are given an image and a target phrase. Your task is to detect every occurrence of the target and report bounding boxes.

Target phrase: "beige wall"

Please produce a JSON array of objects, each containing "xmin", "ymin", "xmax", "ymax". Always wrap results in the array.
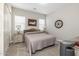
[
  {"xmin": 46, "ymin": 4, "xmax": 79, "ymax": 41},
  {"xmin": 4, "ymin": 4, "xmax": 12, "ymax": 55},
  {"xmin": 0, "ymin": 3, "xmax": 4, "ymax": 56}
]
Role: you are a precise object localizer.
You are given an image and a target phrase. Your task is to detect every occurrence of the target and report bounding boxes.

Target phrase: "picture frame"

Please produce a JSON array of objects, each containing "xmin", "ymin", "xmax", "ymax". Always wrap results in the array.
[{"xmin": 28, "ymin": 19, "xmax": 37, "ymax": 26}]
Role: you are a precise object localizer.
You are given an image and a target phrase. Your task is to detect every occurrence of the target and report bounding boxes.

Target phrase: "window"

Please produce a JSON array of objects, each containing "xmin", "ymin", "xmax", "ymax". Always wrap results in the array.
[
  {"xmin": 39, "ymin": 19, "xmax": 45, "ymax": 31},
  {"xmin": 15, "ymin": 16, "xmax": 25, "ymax": 32}
]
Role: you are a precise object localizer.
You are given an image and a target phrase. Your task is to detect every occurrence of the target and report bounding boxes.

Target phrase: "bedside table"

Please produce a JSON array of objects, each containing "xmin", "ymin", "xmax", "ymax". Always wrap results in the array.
[{"xmin": 13, "ymin": 33, "xmax": 23, "ymax": 43}]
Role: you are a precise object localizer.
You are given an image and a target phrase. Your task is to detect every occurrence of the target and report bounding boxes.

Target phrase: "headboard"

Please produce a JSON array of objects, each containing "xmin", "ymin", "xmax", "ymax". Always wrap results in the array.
[{"xmin": 24, "ymin": 28, "xmax": 40, "ymax": 33}]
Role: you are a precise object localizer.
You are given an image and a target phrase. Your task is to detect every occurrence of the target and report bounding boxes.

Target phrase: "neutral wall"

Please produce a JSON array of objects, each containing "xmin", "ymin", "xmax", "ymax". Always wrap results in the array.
[
  {"xmin": 4, "ymin": 4, "xmax": 12, "ymax": 55},
  {"xmin": 46, "ymin": 4, "xmax": 79, "ymax": 41},
  {"xmin": 0, "ymin": 3, "xmax": 4, "ymax": 56},
  {"xmin": 12, "ymin": 7, "xmax": 46, "ymax": 31}
]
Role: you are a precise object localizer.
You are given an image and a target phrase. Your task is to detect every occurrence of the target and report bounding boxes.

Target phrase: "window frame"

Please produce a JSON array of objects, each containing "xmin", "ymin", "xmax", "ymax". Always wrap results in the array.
[
  {"xmin": 14, "ymin": 15, "xmax": 26, "ymax": 32},
  {"xmin": 38, "ymin": 19, "xmax": 46, "ymax": 31}
]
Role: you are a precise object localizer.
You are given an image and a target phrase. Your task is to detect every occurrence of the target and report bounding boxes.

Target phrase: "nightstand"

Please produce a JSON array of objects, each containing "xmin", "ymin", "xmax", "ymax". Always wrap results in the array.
[{"xmin": 13, "ymin": 33, "xmax": 23, "ymax": 43}]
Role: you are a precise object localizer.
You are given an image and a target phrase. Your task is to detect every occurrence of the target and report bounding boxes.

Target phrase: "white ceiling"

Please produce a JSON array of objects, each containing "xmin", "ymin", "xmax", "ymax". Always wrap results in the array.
[{"xmin": 10, "ymin": 3, "xmax": 70, "ymax": 15}]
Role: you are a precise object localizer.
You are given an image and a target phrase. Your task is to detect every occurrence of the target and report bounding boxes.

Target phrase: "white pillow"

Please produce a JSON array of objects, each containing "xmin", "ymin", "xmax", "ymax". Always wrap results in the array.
[{"xmin": 26, "ymin": 31, "xmax": 41, "ymax": 34}]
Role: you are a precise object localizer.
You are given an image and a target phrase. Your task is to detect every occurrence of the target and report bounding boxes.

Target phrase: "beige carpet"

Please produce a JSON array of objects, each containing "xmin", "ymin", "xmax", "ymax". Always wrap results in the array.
[{"xmin": 6, "ymin": 43, "xmax": 60, "ymax": 56}]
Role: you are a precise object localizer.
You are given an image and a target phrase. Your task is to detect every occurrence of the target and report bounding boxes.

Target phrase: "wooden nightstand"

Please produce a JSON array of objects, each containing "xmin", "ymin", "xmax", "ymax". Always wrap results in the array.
[{"xmin": 13, "ymin": 33, "xmax": 23, "ymax": 44}]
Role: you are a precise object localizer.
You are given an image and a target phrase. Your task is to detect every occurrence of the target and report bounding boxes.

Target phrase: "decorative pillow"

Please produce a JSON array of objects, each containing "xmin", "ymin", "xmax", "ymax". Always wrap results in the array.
[
  {"xmin": 24, "ymin": 28, "xmax": 48, "ymax": 34},
  {"xmin": 26, "ymin": 31, "xmax": 49, "ymax": 35},
  {"xmin": 26, "ymin": 31, "xmax": 40, "ymax": 34},
  {"xmin": 75, "ymin": 41, "xmax": 79, "ymax": 47},
  {"xmin": 26, "ymin": 28, "xmax": 40, "ymax": 32}
]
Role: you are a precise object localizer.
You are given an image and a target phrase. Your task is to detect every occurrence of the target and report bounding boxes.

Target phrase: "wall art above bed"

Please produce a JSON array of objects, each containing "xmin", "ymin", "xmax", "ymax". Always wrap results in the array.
[{"xmin": 28, "ymin": 19, "xmax": 37, "ymax": 26}]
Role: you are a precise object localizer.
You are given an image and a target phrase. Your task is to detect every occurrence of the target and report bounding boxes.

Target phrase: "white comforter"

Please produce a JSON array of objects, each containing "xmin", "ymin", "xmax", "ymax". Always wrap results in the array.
[{"xmin": 25, "ymin": 33, "xmax": 56, "ymax": 55}]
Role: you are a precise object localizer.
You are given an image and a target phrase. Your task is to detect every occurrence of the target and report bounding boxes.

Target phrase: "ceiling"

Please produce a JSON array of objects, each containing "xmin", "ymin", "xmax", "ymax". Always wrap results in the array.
[{"xmin": 10, "ymin": 3, "xmax": 70, "ymax": 15}]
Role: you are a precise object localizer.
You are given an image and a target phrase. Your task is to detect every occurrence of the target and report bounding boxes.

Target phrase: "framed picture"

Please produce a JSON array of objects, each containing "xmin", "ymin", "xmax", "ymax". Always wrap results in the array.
[{"xmin": 28, "ymin": 19, "xmax": 37, "ymax": 26}]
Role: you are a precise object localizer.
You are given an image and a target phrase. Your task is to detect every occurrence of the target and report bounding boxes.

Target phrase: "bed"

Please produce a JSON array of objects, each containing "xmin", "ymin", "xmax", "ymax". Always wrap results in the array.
[{"xmin": 24, "ymin": 29, "xmax": 56, "ymax": 56}]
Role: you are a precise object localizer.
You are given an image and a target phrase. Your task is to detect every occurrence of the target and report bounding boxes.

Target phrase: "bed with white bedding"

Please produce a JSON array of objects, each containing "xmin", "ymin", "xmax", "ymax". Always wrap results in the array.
[{"xmin": 24, "ymin": 32, "xmax": 56, "ymax": 56}]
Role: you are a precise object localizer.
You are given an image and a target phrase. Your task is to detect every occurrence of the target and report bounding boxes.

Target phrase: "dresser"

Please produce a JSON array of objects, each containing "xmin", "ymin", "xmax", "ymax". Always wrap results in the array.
[{"xmin": 13, "ymin": 33, "xmax": 23, "ymax": 43}]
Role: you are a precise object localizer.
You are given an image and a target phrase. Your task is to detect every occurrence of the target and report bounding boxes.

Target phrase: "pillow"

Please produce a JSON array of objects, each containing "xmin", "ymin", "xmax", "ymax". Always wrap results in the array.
[
  {"xmin": 26, "ymin": 31, "xmax": 49, "ymax": 35},
  {"xmin": 26, "ymin": 31, "xmax": 48, "ymax": 34},
  {"xmin": 26, "ymin": 31, "xmax": 41, "ymax": 34},
  {"xmin": 25, "ymin": 28, "xmax": 40, "ymax": 32}
]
